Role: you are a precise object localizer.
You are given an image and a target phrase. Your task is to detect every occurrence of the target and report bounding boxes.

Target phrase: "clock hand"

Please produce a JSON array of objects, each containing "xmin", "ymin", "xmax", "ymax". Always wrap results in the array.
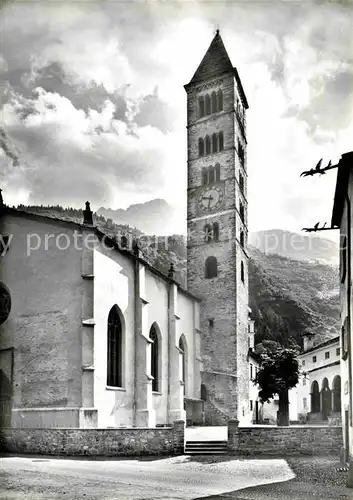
[{"xmin": 207, "ymin": 196, "xmax": 213, "ymax": 208}]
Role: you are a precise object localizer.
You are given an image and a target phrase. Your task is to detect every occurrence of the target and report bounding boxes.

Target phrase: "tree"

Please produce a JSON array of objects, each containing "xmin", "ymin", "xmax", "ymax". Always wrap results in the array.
[{"xmin": 254, "ymin": 340, "xmax": 300, "ymax": 426}]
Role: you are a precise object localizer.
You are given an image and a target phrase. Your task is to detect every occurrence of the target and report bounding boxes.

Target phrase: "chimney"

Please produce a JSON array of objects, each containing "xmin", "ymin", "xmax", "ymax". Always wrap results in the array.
[
  {"xmin": 168, "ymin": 262, "xmax": 175, "ymax": 280},
  {"xmin": 83, "ymin": 201, "xmax": 93, "ymax": 226},
  {"xmin": 302, "ymin": 331, "xmax": 315, "ymax": 352}
]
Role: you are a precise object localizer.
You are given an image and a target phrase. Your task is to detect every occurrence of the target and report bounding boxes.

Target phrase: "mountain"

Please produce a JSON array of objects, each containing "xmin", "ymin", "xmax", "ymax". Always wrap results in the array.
[
  {"xmin": 249, "ymin": 229, "xmax": 339, "ymax": 265},
  {"xmin": 248, "ymin": 248, "xmax": 340, "ymax": 348},
  {"xmin": 97, "ymin": 199, "xmax": 178, "ymax": 236}
]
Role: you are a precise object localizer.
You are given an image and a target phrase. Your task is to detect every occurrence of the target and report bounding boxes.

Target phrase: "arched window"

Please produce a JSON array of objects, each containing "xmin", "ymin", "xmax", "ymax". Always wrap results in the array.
[
  {"xmin": 198, "ymin": 96, "xmax": 205, "ymax": 118},
  {"xmin": 219, "ymin": 131, "xmax": 224, "ymax": 151},
  {"xmin": 241, "ymin": 261, "xmax": 245, "ymax": 283},
  {"xmin": 150, "ymin": 325, "xmax": 159, "ymax": 392},
  {"xmin": 205, "ymin": 256, "xmax": 217, "ymax": 279},
  {"xmin": 205, "ymin": 135, "xmax": 211, "ymax": 155},
  {"xmin": 179, "ymin": 335, "xmax": 187, "ymax": 395},
  {"xmin": 240, "ymin": 231, "xmax": 245, "ymax": 247},
  {"xmin": 204, "ymin": 223, "xmax": 213, "ymax": 243},
  {"xmin": 217, "ymin": 89, "xmax": 223, "ymax": 111},
  {"xmin": 239, "ymin": 173, "xmax": 244, "ymax": 193},
  {"xmin": 215, "ymin": 163, "xmax": 220, "ymax": 181},
  {"xmin": 212, "ymin": 133, "xmax": 218, "ymax": 153},
  {"xmin": 202, "ymin": 167, "xmax": 208, "ymax": 185},
  {"xmin": 107, "ymin": 305, "xmax": 123, "ymax": 387},
  {"xmin": 213, "ymin": 222, "xmax": 219, "ymax": 242},
  {"xmin": 211, "ymin": 91, "xmax": 217, "ymax": 113},
  {"xmin": 208, "ymin": 166, "xmax": 215, "ymax": 183},
  {"xmin": 240, "ymin": 203, "xmax": 245, "ymax": 223},
  {"xmin": 198, "ymin": 138, "xmax": 204, "ymax": 157},
  {"xmin": 205, "ymin": 94, "xmax": 211, "ymax": 115}
]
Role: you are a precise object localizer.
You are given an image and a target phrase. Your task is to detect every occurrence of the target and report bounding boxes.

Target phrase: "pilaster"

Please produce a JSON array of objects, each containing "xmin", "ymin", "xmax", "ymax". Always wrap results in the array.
[
  {"xmin": 134, "ymin": 256, "xmax": 155, "ymax": 427},
  {"xmin": 167, "ymin": 283, "xmax": 186, "ymax": 423}
]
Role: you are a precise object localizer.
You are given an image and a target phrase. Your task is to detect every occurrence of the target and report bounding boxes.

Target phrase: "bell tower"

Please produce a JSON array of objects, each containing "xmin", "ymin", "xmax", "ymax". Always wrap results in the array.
[{"xmin": 185, "ymin": 31, "xmax": 250, "ymax": 424}]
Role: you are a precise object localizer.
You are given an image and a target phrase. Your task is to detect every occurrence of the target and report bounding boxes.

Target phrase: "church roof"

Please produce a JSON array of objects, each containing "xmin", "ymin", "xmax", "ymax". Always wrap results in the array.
[
  {"xmin": 1, "ymin": 205, "xmax": 202, "ymax": 302},
  {"xmin": 184, "ymin": 31, "xmax": 249, "ymax": 109},
  {"xmin": 187, "ymin": 30, "xmax": 234, "ymax": 86}
]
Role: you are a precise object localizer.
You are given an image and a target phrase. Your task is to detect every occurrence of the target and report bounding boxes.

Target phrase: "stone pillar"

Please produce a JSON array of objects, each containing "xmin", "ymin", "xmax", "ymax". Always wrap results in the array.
[
  {"xmin": 167, "ymin": 283, "xmax": 186, "ymax": 423},
  {"xmin": 134, "ymin": 256, "xmax": 155, "ymax": 427},
  {"xmin": 173, "ymin": 420, "xmax": 185, "ymax": 454},
  {"xmin": 227, "ymin": 419, "xmax": 239, "ymax": 454}
]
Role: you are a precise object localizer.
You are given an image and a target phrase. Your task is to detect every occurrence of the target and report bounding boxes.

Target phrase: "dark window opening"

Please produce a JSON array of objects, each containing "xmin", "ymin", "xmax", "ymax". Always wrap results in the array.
[
  {"xmin": 205, "ymin": 135, "xmax": 211, "ymax": 155},
  {"xmin": 199, "ymin": 96, "xmax": 205, "ymax": 118},
  {"xmin": 215, "ymin": 163, "xmax": 220, "ymax": 181},
  {"xmin": 218, "ymin": 90, "xmax": 223, "ymax": 111},
  {"xmin": 212, "ymin": 133, "xmax": 218, "ymax": 153},
  {"xmin": 211, "ymin": 91, "xmax": 217, "ymax": 113},
  {"xmin": 240, "ymin": 231, "xmax": 245, "ymax": 247},
  {"xmin": 150, "ymin": 325, "xmax": 159, "ymax": 392},
  {"xmin": 107, "ymin": 306, "xmax": 123, "ymax": 387},
  {"xmin": 205, "ymin": 94, "xmax": 211, "ymax": 115},
  {"xmin": 241, "ymin": 261, "xmax": 245, "ymax": 283},
  {"xmin": 213, "ymin": 222, "xmax": 219, "ymax": 242},
  {"xmin": 205, "ymin": 256, "xmax": 218, "ymax": 279},
  {"xmin": 219, "ymin": 131, "xmax": 224, "ymax": 151},
  {"xmin": 202, "ymin": 167, "xmax": 208, "ymax": 185},
  {"xmin": 239, "ymin": 203, "xmax": 245, "ymax": 223},
  {"xmin": 209, "ymin": 166, "xmax": 215, "ymax": 183},
  {"xmin": 198, "ymin": 138, "xmax": 204, "ymax": 157},
  {"xmin": 239, "ymin": 173, "xmax": 244, "ymax": 193}
]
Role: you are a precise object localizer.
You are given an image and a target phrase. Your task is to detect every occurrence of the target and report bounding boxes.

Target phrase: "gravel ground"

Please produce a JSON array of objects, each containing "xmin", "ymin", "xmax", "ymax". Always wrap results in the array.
[{"xmin": 194, "ymin": 456, "xmax": 352, "ymax": 499}]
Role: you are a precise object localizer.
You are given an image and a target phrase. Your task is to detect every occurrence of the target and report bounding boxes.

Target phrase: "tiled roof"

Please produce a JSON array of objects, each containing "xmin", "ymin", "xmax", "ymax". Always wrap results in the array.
[
  {"xmin": 186, "ymin": 31, "xmax": 234, "ymax": 86},
  {"xmin": 301, "ymin": 336, "xmax": 340, "ymax": 356}
]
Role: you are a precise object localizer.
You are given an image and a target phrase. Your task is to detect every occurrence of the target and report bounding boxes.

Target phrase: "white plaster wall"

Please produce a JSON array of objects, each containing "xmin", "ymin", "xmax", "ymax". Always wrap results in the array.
[
  {"xmin": 145, "ymin": 270, "xmax": 169, "ymax": 425},
  {"xmin": 178, "ymin": 291, "xmax": 198, "ymax": 399},
  {"xmin": 93, "ymin": 247, "xmax": 135, "ymax": 428}
]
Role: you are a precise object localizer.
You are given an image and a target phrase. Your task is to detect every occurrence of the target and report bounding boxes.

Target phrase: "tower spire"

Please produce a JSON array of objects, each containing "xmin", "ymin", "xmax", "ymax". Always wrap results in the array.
[{"xmin": 185, "ymin": 29, "xmax": 233, "ymax": 87}]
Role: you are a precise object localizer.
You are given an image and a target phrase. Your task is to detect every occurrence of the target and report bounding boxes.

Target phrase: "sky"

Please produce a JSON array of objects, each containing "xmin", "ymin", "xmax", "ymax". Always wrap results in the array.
[{"xmin": 0, "ymin": 0, "xmax": 352, "ymax": 238}]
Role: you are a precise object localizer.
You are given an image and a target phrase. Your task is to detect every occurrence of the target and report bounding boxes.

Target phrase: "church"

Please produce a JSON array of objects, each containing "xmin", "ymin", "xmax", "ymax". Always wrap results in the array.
[{"xmin": 0, "ymin": 31, "xmax": 251, "ymax": 429}]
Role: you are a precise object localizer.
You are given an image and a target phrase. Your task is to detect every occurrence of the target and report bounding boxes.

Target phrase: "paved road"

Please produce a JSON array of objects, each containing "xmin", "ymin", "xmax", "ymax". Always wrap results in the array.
[{"xmin": 0, "ymin": 454, "xmax": 294, "ymax": 499}]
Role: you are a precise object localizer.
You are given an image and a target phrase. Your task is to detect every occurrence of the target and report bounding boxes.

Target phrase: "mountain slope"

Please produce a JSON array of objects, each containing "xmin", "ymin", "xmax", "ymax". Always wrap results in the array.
[
  {"xmin": 249, "ymin": 229, "xmax": 339, "ymax": 265},
  {"xmin": 248, "ymin": 248, "xmax": 340, "ymax": 347},
  {"xmin": 97, "ymin": 199, "xmax": 177, "ymax": 235}
]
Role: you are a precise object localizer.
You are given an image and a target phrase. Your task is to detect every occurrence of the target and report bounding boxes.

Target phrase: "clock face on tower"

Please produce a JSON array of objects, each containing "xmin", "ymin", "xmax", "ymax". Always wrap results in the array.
[{"xmin": 198, "ymin": 185, "xmax": 224, "ymax": 212}]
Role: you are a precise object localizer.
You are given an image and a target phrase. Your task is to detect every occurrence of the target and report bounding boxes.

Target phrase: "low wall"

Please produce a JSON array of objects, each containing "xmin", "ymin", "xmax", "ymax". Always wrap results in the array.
[
  {"xmin": 228, "ymin": 420, "xmax": 342, "ymax": 456},
  {"xmin": 0, "ymin": 420, "xmax": 185, "ymax": 456}
]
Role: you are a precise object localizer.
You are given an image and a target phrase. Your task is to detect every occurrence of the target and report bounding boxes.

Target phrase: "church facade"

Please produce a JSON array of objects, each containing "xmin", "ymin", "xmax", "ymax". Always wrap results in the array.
[
  {"xmin": 0, "ymin": 32, "xmax": 251, "ymax": 430},
  {"xmin": 185, "ymin": 31, "xmax": 250, "ymax": 424},
  {"xmin": 0, "ymin": 204, "xmax": 203, "ymax": 428}
]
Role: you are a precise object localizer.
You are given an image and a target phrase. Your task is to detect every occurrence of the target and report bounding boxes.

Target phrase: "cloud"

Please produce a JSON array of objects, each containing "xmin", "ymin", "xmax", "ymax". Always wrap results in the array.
[
  {"xmin": 2, "ymin": 87, "xmax": 172, "ymax": 208},
  {"xmin": 0, "ymin": 0, "xmax": 352, "ymax": 235}
]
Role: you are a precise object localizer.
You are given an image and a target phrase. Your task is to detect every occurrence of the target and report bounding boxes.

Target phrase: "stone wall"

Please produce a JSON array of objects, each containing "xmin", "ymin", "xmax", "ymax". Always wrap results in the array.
[
  {"xmin": 227, "ymin": 420, "xmax": 342, "ymax": 456},
  {"xmin": 0, "ymin": 420, "xmax": 185, "ymax": 457}
]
